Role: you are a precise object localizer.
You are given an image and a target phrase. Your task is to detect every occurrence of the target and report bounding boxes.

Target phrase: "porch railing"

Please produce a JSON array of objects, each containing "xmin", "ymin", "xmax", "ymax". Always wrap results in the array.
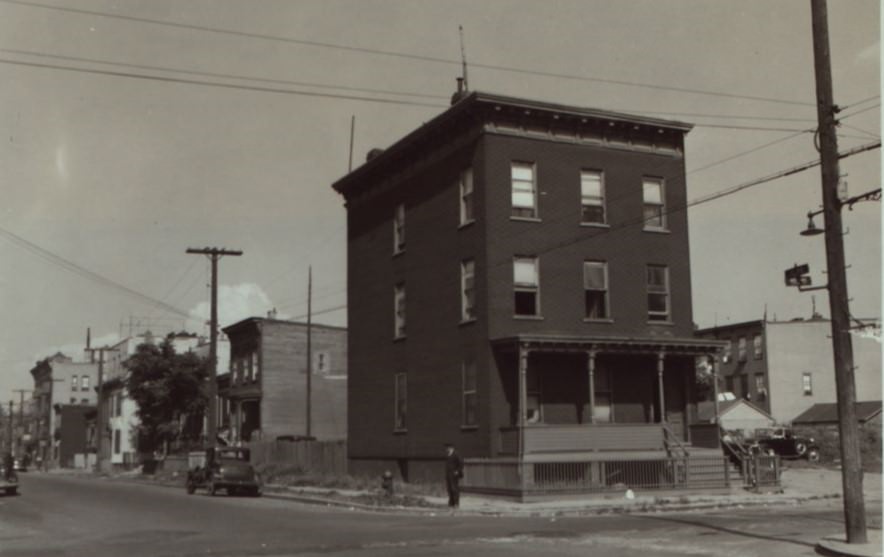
[
  {"xmin": 463, "ymin": 455, "xmax": 741, "ymax": 495},
  {"xmin": 499, "ymin": 423, "xmax": 665, "ymax": 456}
]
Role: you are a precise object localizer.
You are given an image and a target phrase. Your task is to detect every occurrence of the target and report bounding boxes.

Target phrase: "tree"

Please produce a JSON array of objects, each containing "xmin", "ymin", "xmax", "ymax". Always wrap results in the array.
[{"xmin": 125, "ymin": 339, "xmax": 208, "ymax": 456}]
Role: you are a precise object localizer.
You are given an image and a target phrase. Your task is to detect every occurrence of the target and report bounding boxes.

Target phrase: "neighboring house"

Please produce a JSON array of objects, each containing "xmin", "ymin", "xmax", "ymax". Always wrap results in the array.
[
  {"xmin": 697, "ymin": 317, "xmax": 881, "ymax": 424},
  {"xmin": 792, "ymin": 401, "xmax": 882, "ymax": 429},
  {"xmin": 332, "ymin": 89, "xmax": 725, "ymax": 485},
  {"xmin": 30, "ymin": 353, "xmax": 97, "ymax": 468},
  {"xmin": 220, "ymin": 317, "xmax": 347, "ymax": 444},
  {"xmin": 98, "ymin": 331, "xmax": 202, "ymax": 471},
  {"xmin": 53, "ymin": 404, "xmax": 93, "ymax": 469},
  {"xmin": 697, "ymin": 399, "xmax": 775, "ymax": 437}
]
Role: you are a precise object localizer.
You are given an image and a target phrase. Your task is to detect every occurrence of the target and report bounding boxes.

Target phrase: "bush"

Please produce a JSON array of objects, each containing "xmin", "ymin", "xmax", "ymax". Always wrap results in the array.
[{"xmin": 793, "ymin": 424, "xmax": 881, "ymax": 472}]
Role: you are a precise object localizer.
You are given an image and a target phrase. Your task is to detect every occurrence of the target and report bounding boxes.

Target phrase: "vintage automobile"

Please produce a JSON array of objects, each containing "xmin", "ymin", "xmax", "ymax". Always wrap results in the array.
[
  {"xmin": 186, "ymin": 446, "xmax": 261, "ymax": 497},
  {"xmin": 752, "ymin": 427, "xmax": 820, "ymax": 461},
  {"xmin": 0, "ymin": 466, "xmax": 19, "ymax": 496}
]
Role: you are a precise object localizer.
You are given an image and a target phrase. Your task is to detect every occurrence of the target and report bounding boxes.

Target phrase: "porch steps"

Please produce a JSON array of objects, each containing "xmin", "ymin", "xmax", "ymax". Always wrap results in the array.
[{"xmin": 684, "ymin": 446, "xmax": 742, "ymax": 485}]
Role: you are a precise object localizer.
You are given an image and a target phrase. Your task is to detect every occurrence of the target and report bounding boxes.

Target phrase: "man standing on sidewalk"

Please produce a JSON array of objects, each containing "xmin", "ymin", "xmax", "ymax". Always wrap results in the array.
[{"xmin": 444, "ymin": 443, "xmax": 463, "ymax": 509}]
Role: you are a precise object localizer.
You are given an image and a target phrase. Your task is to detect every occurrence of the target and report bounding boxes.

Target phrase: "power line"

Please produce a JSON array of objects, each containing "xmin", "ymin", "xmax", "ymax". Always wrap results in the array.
[
  {"xmin": 687, "ymin": 131, "xmax": 810, "ymax": 175},
  {"xmin": 1, "ymin": 0, "xmax": 816, "ymax": 108},
  {"xmin": 0, "ymin": 47, "xmax": 448, "ymax": 101},
  {"xmin": 0, "ymin": 225, "xmax": 191, "ymax": 318},
  {"xmin": 0, "ymin": 58, "xmax": 443, "ymax": 108}
]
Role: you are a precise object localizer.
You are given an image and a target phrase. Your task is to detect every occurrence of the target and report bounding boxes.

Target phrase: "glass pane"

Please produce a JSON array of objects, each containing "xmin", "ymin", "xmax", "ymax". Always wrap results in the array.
[
  {"xmin": 581, "ymin": 172, "xmax": 602, "ymax": 196},
  {"xmin": 511, "ymin": 164, "xmax": 533, "ymax": 181},
  {"xmin": 643, "ymin": 205, "xmax": 664, "ymax": 227},
  {"xmin": 648, "ymin": 293, "xmax": 668, "ymax": 312},
  {"xmin": 514, "ymin": 259, "xmax": 537, "ymax": 285},
  {"xmin": 463, "ymin": 362, "xmax": 476, "ymax": 391},
  {"xmin": 643, "ymin": 179, "xmax": 662, "ymax": 203},
  {"xmin": 647, "ymin": 266, "xmax": 666, "ymax": 287},
  {"xmin": 583, "ymin": 262, "xmax": 606, "ymax": 289},
  {"xmin": 582, "ymin": 205, "xmax": 605, "ymax": 224},
  {"xmin": 512, "ymin": 191, "xmax": 535, "ymax": 209},
  {"xmin": 514, "ymin": 291, "xmax": 537, "ymax": 315},
  {"xmin": 585, "ymin": 291, "xmax": 608, "ymax": 319}
]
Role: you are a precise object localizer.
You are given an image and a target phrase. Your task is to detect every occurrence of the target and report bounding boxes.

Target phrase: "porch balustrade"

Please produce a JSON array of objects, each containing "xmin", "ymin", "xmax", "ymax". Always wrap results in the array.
[{"xmin": 498, "ymin": 423, "xmax": 666, "ymax": 456}]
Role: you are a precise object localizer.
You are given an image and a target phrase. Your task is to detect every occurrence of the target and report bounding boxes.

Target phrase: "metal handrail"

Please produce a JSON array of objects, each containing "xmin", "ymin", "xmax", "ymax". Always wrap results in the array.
[{"xmin": 661, "ymin": 423, "xmax": 690, "ymax": 457}]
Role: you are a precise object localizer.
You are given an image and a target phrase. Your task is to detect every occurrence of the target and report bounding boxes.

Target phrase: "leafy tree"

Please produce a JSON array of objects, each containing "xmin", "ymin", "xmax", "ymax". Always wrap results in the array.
[{"xmin": 124, "ymin": 339, "xmax": 208, "ymax": 456}]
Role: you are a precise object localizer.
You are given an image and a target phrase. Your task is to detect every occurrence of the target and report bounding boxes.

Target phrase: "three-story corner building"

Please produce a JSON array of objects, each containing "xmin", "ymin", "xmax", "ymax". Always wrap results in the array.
[{"xmin": 333, "ymin": 90, "xmax": 725, "ymax": 485}]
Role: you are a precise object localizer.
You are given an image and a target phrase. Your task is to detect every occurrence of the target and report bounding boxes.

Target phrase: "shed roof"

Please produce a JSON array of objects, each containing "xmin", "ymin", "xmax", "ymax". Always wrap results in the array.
[{"xmin": 792, "ymin": 401, "xmax": 882, "ymax": 424}]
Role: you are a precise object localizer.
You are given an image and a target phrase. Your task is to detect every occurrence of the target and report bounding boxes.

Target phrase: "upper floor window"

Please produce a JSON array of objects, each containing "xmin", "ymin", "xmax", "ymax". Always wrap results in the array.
[
  {"xmin": 393, "ymin": 203, "xmax": 405, "ymax": 254},
  {"xmin": 802, "ymin": 372, "xmax": 813, "ymax": 396},
  {"xmin": 459, "ymin": 167, "xmax": 474, "ymax": 225},
  {"xmin": 71, "ymin": 375, "xmax": 78, "ymax": 391},
  {"xmin": 583, "ymin": 261, "xmax": 609, "ymax": 320},
  {"xmin": 81, "ymin": 376, "xmax": 90, "ymax": 391},
  {"xmin": 580, "ymin": 170, "xmax": 606, "ymax": 224},
  {"xmin": 252, "ymin": 352, "xmax": 260, "ymax": 381},
  {"xmin": 643, "ymin": 177, "xmax": 666, "ymax": 229},
  {"xmin": 737, "ymin": 337, "xmax": 747, "ymax": 362},
  {"xmin": 394, "ymin": 373, "xmax": 407, "ymax": 431},
  {"xmin": 753, "ymin": 334, "xmax": 763, "ymax": 359},
  {"xmin": 461, "ymin": 259, "xmax": 476, "ymax": 322},
  {"xmin": 394, "ymin": 283, "xmax": 406, "ymax": 339},
  {"xmin": 723, "ymin": 339, "xmax": 733, "ymax": 362},
  {"xmin": 462, "ymin": 359, "xmax": 478, "ymax": 427},
  {"xmin": 115, "ymin": 393, "xmax": 123, "ymax": 417},
  {"xmin": 513, "ymin": 256, "xmax": 540, "ymax": 317},
  {"xmin": 754, "ymin": 373, "xmax": 767, "ymax": 400},
  {"xmin": 646, "ymin": 264, "xmax": 670, "ymax": 322},
  {"xmin": 511, "ymin": 162, "xmax": 537, "ymax": 218},
  {"xmin": 314, "ymin": 351, "xmax": 330, "ymax": 374}
]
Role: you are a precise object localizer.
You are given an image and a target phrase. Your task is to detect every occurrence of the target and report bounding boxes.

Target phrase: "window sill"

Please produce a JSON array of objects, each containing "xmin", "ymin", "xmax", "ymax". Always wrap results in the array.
[
  {"xmin": 583, "ymin": 318, "xmax": 614, "ymax": 324},
  {"xmin": 393, "ymin": 429, "xmax": 408, "ymax": 435},
  {"xmin": 510, "ymin": 216, "xmax": 541, "ymax": 223},
  {"xmin": 460, "ymin": 425, "xmax": 479, "ymax": 431},
  {"xmin": 393, "ymin": 335, "xmax": 407, "ymax": 343},
  {"xmin": 514, "ymin": 315, "xmax": 544, "ymax": 320},
  {"xmin": 459, "ymin": 317, "xmax": 477, "ymax": 327},
  {"xmin": 642, "ymin": 227, "xmax": 671, "ymax": 234},
  {"xmin": 647, "ymin": 320, "xmax": 675, "ymax": 326},
  {"xmin": 579, "ymin": 222, "xmax": 610, "ymax": 229},
  {"xmin": 458, "ymin": 220, "xmax": 476, "ymax": 230},
  {"xmin": 392, "ymin": 249, "xmax": 405, "ymax": 258}
]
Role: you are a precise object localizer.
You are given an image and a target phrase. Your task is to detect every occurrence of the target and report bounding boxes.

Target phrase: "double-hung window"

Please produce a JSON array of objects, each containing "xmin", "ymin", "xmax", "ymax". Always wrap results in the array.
[
  {"xmin": 72, "ymin": 375, "xmax": 78, "ymax": 391},
  {"xmin": 643, "ymin": 177, "xmax": 666, "ymax": 229},
  {"xmin": 394, "ymin": 373, "xmax": 407, "ymax": 431},
  {"xmin": 581, "ymin": 170, "xmax": 606, "ymax": 224},
  {"xmin": 583, "ymin": 261, "xmax": 609, "ymax": 320},
  {"xmin": 81, "ymin": 376, "xmax": 90, "ymax": 391},
  {"xmin": 461, "ymin": 259, "xmax": 476, "ymax": 321},
  {"xmin": 753, "ymin": 334, "xmax": 763, "ymax": 359},
  {"xmin": 646, "ymin": 264, "xmax": 670, "ymax": 322},
  {"xmin": 393, "ymin": 283, "xmax": 406, "ymax": 339},
  {"xmin": 393, "ymin": 203, "xmax": 405, "ymax": 254},
  {"xmin": 511, "ymin": 162, "xmax": 537, "ymax": 218},
  {"xmin": 462, "ymin": 359, "xmax": 477, "ymax": 427},
  {"xmin": 738, "ymin": 337, "xmax": 747, "ymax": 362},
  {"xmin": 459, "ymin": 167, "xmax": 474, "ymax": 225},
  {"xmin": 513, "ymin": 256, "xmax": 540, "ymax": 316},
  {"xmin": 802, "ymin": 372, "xmax": 813, "ymax": 396}
]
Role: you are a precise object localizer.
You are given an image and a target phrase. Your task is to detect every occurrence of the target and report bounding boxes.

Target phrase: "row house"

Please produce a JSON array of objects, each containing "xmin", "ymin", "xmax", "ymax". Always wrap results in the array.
[
  {"xmin": 332, "ymin": 89, "xmax": 726, "ymax": 492},
  {"xmin": 29, "ymin": 352, "xmax": 97, "ymax": 468},
  {"xmin": 219, "ymin": 317, "xmax": 347, "ymax": 444},
  {"xmin": 697, "ymin": 316, "xmax": 881, "ymax": 424}
]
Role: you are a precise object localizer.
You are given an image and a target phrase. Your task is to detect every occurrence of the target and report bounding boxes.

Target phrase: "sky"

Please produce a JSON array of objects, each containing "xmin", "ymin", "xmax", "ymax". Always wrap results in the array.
[{"xmin": 0, "ymin": 0, "xmax": 880, "ymax": 401}]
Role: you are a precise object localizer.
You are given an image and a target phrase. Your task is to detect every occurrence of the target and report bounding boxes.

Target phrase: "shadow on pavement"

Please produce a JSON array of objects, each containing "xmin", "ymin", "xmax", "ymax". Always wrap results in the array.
[{"xmin": 637, "ymin": 514, "xmax": 818, "ymax": 548}]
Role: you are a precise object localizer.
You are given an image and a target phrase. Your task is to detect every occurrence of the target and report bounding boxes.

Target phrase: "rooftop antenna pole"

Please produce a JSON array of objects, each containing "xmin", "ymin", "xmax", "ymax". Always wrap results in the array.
[
  {"xmin": 348, "ymin": 115, "xmax": 355, "ymax": 172},
  {"xmin": 459, "ymin": 25, "xmax": 469, "ymax": 91}
]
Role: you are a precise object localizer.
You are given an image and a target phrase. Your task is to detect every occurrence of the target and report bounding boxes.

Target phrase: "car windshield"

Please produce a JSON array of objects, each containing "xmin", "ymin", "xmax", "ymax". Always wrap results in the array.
[{"xmin": 217, "ymin": 450, "xmax": 249, "ymax": 463}]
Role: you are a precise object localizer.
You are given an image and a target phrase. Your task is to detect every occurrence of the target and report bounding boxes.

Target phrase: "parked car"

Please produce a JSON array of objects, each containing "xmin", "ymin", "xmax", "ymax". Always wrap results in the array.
[
  {"xmin": 0, "ymin": 466, "xmax": 19, "ymax": 496},
  {"xmin": 752, "ymin": 427, "xmax": 820, "ymax": 461},
  {"xmin": 186, "ymin": 447, "xmax": 261, "ymax": 497}
]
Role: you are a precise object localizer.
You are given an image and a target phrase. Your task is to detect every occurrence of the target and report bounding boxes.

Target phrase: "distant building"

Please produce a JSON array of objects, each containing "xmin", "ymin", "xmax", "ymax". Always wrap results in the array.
[
  {"xmin": 696, "ymin": 317, "xmax": 881, "ymax": 424},
  {"xmin": 697, "ymin": 399, "xmax": 775, "ymax": 437},
  {"xmin": 792, "ymin": 401, "xmax": 882, "ymax": 428},
  {"xmin": 332, "ymin": 90, "xmax": 725, "ymax": 484},
  {"xmin": 220, "ymin": 317, "xmax": 347, "ymax": 444},
  {"xmin": 30, "ymin": 353, "xmax": 97, "ymax": 468},
  {"xmin": 98, "ymin": 331, "xmax": 202, "ymax": 471}
]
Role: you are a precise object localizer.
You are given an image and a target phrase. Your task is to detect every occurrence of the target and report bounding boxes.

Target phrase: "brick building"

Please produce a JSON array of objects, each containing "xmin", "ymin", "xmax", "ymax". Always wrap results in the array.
[
  {"xmin": 220, "ymin": 317, "xmax": 347, "ymax": 443},
  {"xmin": 333, "ymin": 90, "xmax": 725, "ymax": 483},
  {"xmin": 697, "ymin": 317, "xmax": 881, "ymax": 424}
]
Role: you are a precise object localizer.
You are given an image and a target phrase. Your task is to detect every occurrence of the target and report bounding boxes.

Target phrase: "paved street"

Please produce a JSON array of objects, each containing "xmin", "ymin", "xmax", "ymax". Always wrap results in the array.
[{"xmin": 0, "ymin": 473, "xmax": 879, "ymax": 557}]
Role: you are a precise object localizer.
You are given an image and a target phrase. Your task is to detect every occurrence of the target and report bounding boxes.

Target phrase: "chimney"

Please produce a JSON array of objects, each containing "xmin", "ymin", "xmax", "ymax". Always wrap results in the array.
[
  {"xmin": 86, "ymin": 328, "xmax": 93, "ymax": 363},
  {"xmin": 366, "ymin": 148, "xmax": 385, "ymax": 161},
  {"xmin": 450, "ymin": 77, "xmax": 469, "ymax": 105}
]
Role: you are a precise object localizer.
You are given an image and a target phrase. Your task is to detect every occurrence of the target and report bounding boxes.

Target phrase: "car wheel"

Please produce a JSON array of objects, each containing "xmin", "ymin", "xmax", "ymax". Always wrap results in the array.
[
  {"xmin": 795, "ymin": 442, "xmax": 808, "ymax": 456},
  {"xmin": 807, "ymin": 449, "xmax": 821, "ymax": 463}
]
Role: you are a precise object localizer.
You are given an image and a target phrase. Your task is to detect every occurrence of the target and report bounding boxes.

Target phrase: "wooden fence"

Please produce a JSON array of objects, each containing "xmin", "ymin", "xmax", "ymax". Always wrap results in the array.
[{"xmin": 247, "ymin": 440, "xmax": 347, "ymax": 476}]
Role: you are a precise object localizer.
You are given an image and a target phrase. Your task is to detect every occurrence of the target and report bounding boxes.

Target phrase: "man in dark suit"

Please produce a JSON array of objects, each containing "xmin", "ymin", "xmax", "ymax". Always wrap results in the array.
[{"xmin": 444, "ymin": 443, "xmax": 463, "ymax": 508}]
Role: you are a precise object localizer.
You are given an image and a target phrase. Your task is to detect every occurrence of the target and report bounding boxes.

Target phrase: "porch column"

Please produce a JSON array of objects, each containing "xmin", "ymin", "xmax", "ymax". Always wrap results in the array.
[
  {"xmin": 235, "ymin": 400, "xmax": 243, "ymax": 445},
  {"xmin": 518, "ymin": 344, "xmax": 529, "ymax": 457},
  {"xmin": 657, "ymin": 352, "xmax": 666, "ymax": 423},
  {"xmin": 711, "ymin": 356, "xmax": 721, "ymax": 425},
  {"xmin": 586, "ymin": 350, "xmax": 596, "ymax": 424}
]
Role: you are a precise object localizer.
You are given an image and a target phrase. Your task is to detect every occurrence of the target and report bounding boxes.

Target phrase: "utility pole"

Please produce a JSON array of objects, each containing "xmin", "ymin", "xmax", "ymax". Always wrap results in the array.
[
  {"xmin": 6, "ymin": 401, "xmax": 13, "ymax": 454},
  {"xmin": 12, "ymin": 390, "xmax": 30, "ymax": 457},
  {"xmin": 186, "ymin": 247, "xmax": 243, "ymax": 445},
  {"xmin": 306, "ymin": 266, "xmax": 312, "ymax": 438},
  {"xmin": 85, "ymin": 347, "xmax": 112, "ymax": 472},
  {"xmin": 810, "ymin": 0, "xmax": 866, "ymax": 543}
]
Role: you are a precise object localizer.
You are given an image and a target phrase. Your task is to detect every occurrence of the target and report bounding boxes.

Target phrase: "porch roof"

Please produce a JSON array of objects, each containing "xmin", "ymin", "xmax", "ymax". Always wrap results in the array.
[{"xmin": 490, "ymin": 333, "xmax": 728, "ymax": 355}]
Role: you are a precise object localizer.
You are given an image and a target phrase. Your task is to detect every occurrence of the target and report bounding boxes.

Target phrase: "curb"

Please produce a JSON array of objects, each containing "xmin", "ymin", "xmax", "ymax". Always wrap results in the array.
[{"xmin": 816, "ymin": 531, "xmax": 883, "ymax": 557}]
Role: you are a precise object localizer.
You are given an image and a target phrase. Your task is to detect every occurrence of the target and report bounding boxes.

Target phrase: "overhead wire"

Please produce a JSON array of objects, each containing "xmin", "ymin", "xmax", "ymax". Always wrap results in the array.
[
  {"xmin": 0, "ymin": 0, "xmax": 816, "ymax": 108},
  {"xmin": 0, "ymin": 225, "xmax": 191, "ymax": 318}
]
